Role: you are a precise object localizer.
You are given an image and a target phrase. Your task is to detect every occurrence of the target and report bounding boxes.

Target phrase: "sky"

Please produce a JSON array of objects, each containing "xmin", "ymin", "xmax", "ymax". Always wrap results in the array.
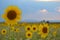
[{"xmin": 0, "ymin": 0, "xmax": 60, "ymax": 22}]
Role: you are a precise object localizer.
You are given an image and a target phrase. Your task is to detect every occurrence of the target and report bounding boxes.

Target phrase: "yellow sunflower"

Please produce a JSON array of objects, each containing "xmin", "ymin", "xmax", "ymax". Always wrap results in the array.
[
  {"xmin": 14, "ymin": 28, "xmax": 20, "ymax": 32},
  {"xmin": 32, "ymin": 25, "xmax": 37, "ymax": 32},
  {"xmin": 21, "ymin": 22, "xmax": 27, "ymax": 26},
  {"xmin": 10, "ymin": 27, "xmax": 15, "ymax": 31},
  {"xmin": 39, "ymin": 24, "xmax": 49, "ymax": 38},
  {"xmin": 52, "ymin": 25, "xmax": 57, "ymax": 29},
  {"xmin": 1, "ymin": 29, "xmax": 7, "ymax": 35},
  {"xmin": 38, "ymin": 24, "xmax": 43, "ymax": 32},
  {"xmin": 26, "ymin": 31, "xmax": 32, "ymax": 38},
  {"xmin": 53, "ymin": 31, "xmax": 57, "ymax": 37},
  {"xmin": 2, "ymin": 6, "xmax": 22, "ymax": 25},
  {"xmin": 25, "ymin": 25, "xmax": 32, "ymax": 31}
]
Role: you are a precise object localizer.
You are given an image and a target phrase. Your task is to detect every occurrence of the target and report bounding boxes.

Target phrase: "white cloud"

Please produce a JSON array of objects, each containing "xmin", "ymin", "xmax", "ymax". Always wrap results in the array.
[
  {"xmin": 56, "ymin": 7, "xmax": 60, "ymax": 12},
  {"xmin": 34, "ymin": 0, "xmax": 60, "ymax": 2},
  {"xmin": 39, "ymin": 9, "xmax": 48, "ymax": 13}
]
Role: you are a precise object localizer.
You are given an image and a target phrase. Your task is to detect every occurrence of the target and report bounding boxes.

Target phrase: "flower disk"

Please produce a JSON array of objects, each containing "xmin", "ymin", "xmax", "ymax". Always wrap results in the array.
[{"xmin": 7, "ymin": 10, "xmax": 17, "ymax": 20}]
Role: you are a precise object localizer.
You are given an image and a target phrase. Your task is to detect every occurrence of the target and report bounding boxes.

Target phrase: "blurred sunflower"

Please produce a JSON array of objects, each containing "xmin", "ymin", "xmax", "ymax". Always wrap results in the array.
[
  {"xmin": 53, "ymin": 31, "xmax": 57, "ymax": 37},
  {"xmin": 26, "ymin": 31, "xmax": 32, "ymax": 38},
  {"xmin": 2, "ymin": 6, "xmax": 22, "ymax": 25},
  {"xmin": 10, "ymin": 27, "xmax": 15, "ymax": 31},
  {"xmin": 14, "ymin": 28, "xmax": 20, "ymax": 32},
  {"xmin": 25, "ymin": 25, "xmax": 32, "ymax": 31},
  {"xmin": 1, "ymin": 29, "xmax": 7, "ymax": 35},
  {"xmin": 38, "ymin": 24, "xmax": 43, "ymax": 32},
  {"xmin": 39, "ymin": 24, "xmax": 49, "ymax": 38},
  {"xmin": 32, "ymin": 25, "xmax": 37, "ymax": 32},
  {"xmin": 21, "ymin": 22, "xmax": 27, "ymax": 26},
  {"xmin": 52, "ymin": 25, "xmax": 57, "ymax": 29}
]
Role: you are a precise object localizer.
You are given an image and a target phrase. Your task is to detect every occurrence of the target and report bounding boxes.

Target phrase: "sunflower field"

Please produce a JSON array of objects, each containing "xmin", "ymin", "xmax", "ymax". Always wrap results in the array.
[
  {"xmin": 0, "ymin": 22, "xmax": 60, "ymax": 40},
  {"xmin": 0, "ymin": 6, "xmax": 60, "ymax": 40}
]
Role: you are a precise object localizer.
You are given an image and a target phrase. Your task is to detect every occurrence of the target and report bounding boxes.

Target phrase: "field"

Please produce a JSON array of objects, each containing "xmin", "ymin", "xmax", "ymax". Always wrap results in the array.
[{"xmin": 0, "ymin": 22, "xmax": 60, "ymax": 40}]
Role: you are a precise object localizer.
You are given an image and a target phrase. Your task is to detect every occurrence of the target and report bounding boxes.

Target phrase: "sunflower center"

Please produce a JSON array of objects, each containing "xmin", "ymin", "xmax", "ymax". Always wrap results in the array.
[
  {"xmin": 28, "ymin": 34, "xmax": 31, "ymax": 36},
  {"xmin": 7, "ymin": 10, "xmax": 17, "ymax": 20},
  {"xmin": 42, "ymin": 27, "xmax": 47, "ymax": 33},
  {"xmin": 33, "ymin": 27, "xmax": 36, "ymax": 30},
  {"xmin": 3, "ymin": 31, "xmax": 5, "ymax": 33},
  {"xmin": 15, "ymin": 29, "xmax": 16, "ymax": 31},
  {"xmin": 27, "ymin": 28, "xmax": 30, "ymax": 30}
]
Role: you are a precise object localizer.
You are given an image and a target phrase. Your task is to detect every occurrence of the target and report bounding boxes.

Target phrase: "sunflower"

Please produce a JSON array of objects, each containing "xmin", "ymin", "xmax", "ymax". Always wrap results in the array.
[
  {"xmin": 26, "ymin": 31, "xmax": 32, "ymax": 38},
  {"xmin": 21, "ymin": 22, "xmax": 27, "ymax": 26},
  {"xmin": 25, "ymin": 25, "xmax": 32, "ymax": 31},
  {"xmin": 52, "ymin": 25, "xmax": 57, "ymax": 29},
  {"xmin": 53, "ymin": 31, "xmax": 57, "ymax": 37},
  {"xmin": 32, "ymin": 25, "xmax": 37, "ymax": 32},
  {"xmin": 38, "ymin": 24, "xmax": 43, "ymax": 32},
  {"xmin": 1, "ymin": 29, "xmax": 7, "ymax": 35},
  {"xmin": 10, "ymin": 27, "xmax": 15, "ymax": 31},
  {"xmin": 39, "ymin": 24, "xmax": 49, "ymax": 38},
  {"xmin": 2, "ymin": 6, "xmax": 22, "ymax": 25},
  {"xmin": 14, "ymin": 28, "xmax": 20, "ymax": 32}
]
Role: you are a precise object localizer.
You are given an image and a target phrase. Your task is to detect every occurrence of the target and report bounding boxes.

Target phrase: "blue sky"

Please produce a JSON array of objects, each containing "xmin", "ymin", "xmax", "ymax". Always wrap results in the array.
[{"xmin": 0, "ymin": 0, "xmax": 60, "ymax": 22}]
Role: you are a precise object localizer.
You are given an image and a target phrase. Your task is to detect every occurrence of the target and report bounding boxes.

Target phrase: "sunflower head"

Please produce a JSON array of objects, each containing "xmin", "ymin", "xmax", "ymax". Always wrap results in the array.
[
  {"xmin": 26, "ymin": 31, "xmax": 32, "ymax": 38},
  {"xmin": 32, "ymin": 25, "xmax": 37, "ymax": 32},
  {"xmin": 10, "ymin": 27, "xmax": 15, "ymax": 31},
  {"xmin": 39, "ymin": 24, "xmax": 49, "ymax": 38},
  {"xmin": 21, "ymin": 22, "xmax": 27, "ymax": 26},
  {"xmin": 52, "ymin": 25, "xmax": 58, "ymax": 29},
  {"xmin": 14, "ymin": 28, "xmax": 20, "ymax": 32},
  {"xmin": 25, "ymin": 25, "xmax": 32, "ymax": 31},
  {"xmin": 53, "ymin": 31, "xmax": 57, "ymax": 37},
  {"xmin": 2, "ymin": 6, "xmax": 22, "ymax": 25},
  {"xmin": 1, "ymin": 29, "xmax": 7, "ymax": 35}
]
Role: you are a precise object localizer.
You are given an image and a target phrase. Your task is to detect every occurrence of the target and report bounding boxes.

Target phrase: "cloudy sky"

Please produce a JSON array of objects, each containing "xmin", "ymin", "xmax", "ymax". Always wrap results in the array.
[{"xmin": 0, "ymin": 0, "xmax": 60, "ymax": 22}]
